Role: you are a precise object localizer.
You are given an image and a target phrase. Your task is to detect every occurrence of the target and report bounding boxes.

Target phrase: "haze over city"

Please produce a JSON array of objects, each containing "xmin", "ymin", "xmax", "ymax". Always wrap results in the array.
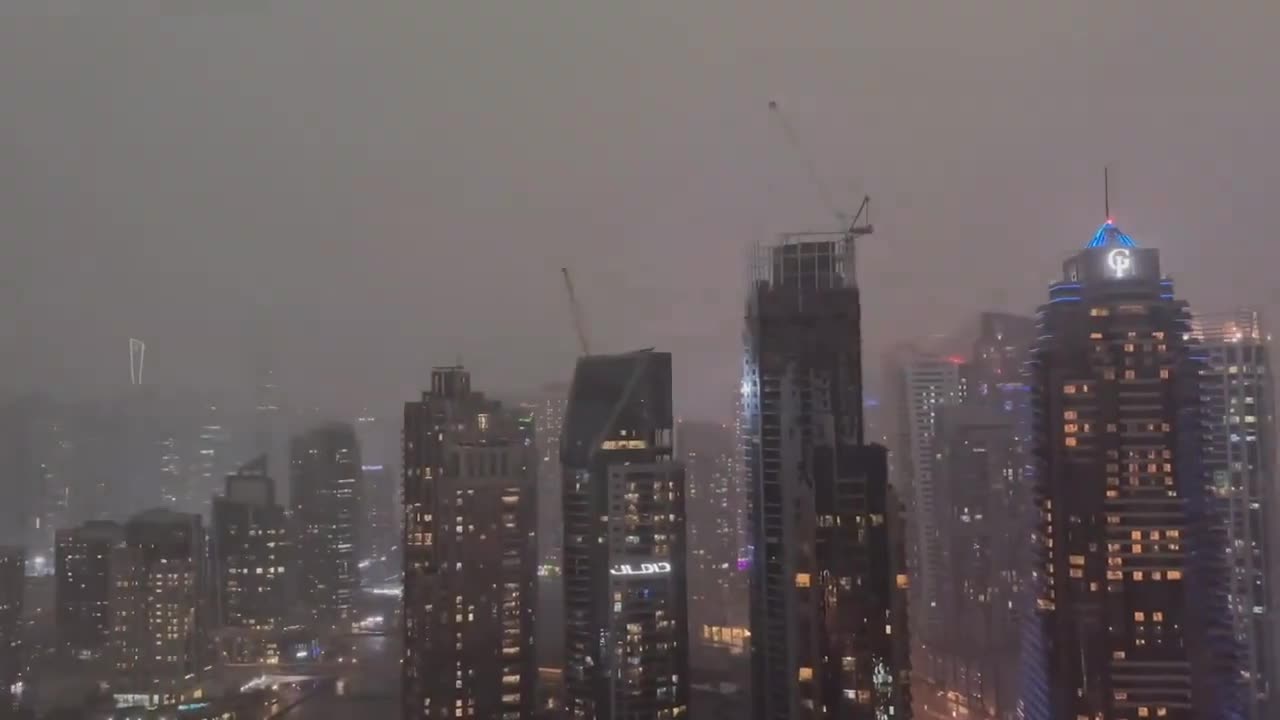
[
  {"xmin": 4, "ymin": 2, "xmax": 1279, "ymax": 417},
  {"xmin": 3, "ymin": 3, "xmax": 1280, "ymax": 720}
]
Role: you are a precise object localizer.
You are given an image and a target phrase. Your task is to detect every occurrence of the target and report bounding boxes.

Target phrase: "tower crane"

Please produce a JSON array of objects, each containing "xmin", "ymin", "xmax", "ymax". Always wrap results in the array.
[
  {"xmin": 561, "ymin": 267, "xmax": 591, "ymax": 356},
  {"xmin": 767, "ymin": 100, "xmax": 873, "ymax": 243}
]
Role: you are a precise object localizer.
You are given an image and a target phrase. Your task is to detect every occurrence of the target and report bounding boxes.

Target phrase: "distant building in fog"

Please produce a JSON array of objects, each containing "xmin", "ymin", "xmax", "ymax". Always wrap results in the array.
[
  {"xmin": 679, "ymin": 419, "xmax": 746, "ymax": 668},
  {"xmin": 290, "ymin": 423, "xmax": 362, "ymax": 625},
  {"xmin": 561, "ymin": 350, "xmax": 689, "ymax": 719},
  {"xmin": 0, "ymin": 546, "xmax": 24, "ymax": 712},
  {"xmin": 401, "ymin": 366, "xmax": 538, "ymax": 719},
  {"xmin": 1195, "ymin": 309, "xmax": 1279, "ymax": 720},
  {"xmin": 211, "ymin": 455, "xmax": 290, "ymax": 663},
  {"xmin": 891, "ymin": 352, "xmax": 963, "ymax": 684},
  {"xmin": 55, "ymin": 520, "xmax": 124, "ymax": 660},
  {"xmin": 356, "ymin": 412, "xmax": 400, "ymax": 566}
]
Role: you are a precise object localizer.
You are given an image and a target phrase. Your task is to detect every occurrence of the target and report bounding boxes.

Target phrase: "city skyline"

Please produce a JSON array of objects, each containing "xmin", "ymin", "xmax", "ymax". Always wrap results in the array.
[{"xmin": 4, "ymin": 4, "xmax": 1280, "ymax": 719}]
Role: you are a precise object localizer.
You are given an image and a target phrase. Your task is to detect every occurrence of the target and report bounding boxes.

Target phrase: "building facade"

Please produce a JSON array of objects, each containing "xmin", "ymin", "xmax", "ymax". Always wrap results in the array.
[
  {"xmin": 679, "ymin": 420, "xmax": 748, "ymax": 672},
  {"xmin": 402, "ymin": 366, "xmax": 538, "ymax": 720},
  {"xmin": 743, "ymin": 237, "xmax": 910, "ymax": 720},
  {"xmin": 1195, "ymin": 309, "xmax": 1278, "ymax": 720},
  {"xmin": 893, "ymin": 353, "xmax": 963, "ymax": 685},
  {"xmin": 211, "ymin": 455, "xmax": 290, "ymax": 663},
  {"xmin": 112, "ymin": 509, "xmax": 208, "ymax": 697},
  {"xmin": 561, "ymin": 350, "xmax": 690, "ymax": 720},
  {"xmin": 55, "ymin": 520, "xmax": 124, "ymax": 660},
  {"xmin": 1029, "ymin": 221, "xmax": 1237, "ymax": 719},
  {"xmin": 290, "ymin": 423, "xmax": 362, "ymax": 626},
  {"xmin": 356, "ymin": 412, "xmax": 400, "ymax": 569},
  {"xmin": 530, "ymin": 382, "xmax": 569, "ymax": 701}
]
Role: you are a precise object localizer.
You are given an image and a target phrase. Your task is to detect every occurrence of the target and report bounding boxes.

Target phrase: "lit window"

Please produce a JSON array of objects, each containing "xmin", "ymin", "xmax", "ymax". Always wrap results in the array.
[
  {"xmin": 1065, "ymin": 437, "xmax": 1078, "ymax": 447},
  {"xmin": 1064, "ymin": 384, "xmax": 1077, "ymax": 394},
  {"xmin": 794, "ymin": 573, "xmax": 810, "ymax": 589},
  {"xmin": 1167, "ymin": 570, "xmax": 1183, "ymax": 580},
  {"xmin": 1064, "ymin": 410, "xmax": 1078, "ymax": 420},
  {"xmin": 798, "ymin": 667, "xmax": 814, "ymax": 681}
]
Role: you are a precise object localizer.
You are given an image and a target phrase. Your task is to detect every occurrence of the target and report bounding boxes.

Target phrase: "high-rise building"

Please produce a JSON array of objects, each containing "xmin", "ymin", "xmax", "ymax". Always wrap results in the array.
[
  {"xmin": 560, "ymin": 350, "xmax": 690, "ymax": 720},
  {"xmin": 356, "ymin": 413, "xmax": 399, "ymax": 567},
  {"xmin": 0, "ymin": 395, "xmax": 67, "ymax": 559},
  {"xmin": 892, "ymin": 352, "xmax": 964, "ymax": 683},
  {"xmin": 112, "ymin": 509, "xmax": 208, "ymax": 697},
  {"xmin": 55, "ymin": 521, "xmax": 124, "ymax": 660},
  {"xmin": 189, "ymin": 407, "xmax": 233, "ymax": 516},
  {"xmin": 914, "ymin": 313, "xmax": 1039, "ymax": 720},
  {"xmin": 933, "ymin": 405, "xmax": 1024, "ymax": 719},
  {"xmin": 679, "ymin": 421, "xmax": 747, "ymax": 658},
  {"xmin": 0, "ymin": 546, "xmax": 24, "ymax": 712},
  {"xmin": 211, "ymin": 455, "xmax": 290, "ymax": 663},
  {"xmin": 402, "ymin": 366, "xmax": 538, "ymax": 719},
  {"xmin": 290, "ymin": 423, "xmax": 362, "ymax": 626},
  {"xmin": 254, "ymin": 364, "xmax": 289, "ymax": 495},
  {"xmin": 1195, "ymin": 309, "xmax": 1278, "ymax": 720},
  {"xmin": 532, "ymin": 383, "xmax": 569, "ymax": 570},
  {"xmin": 743, "ymin": 236, "xmax": 911, "ymax": 719},
  {"xmin": 1029, "ymin": 220, "xmax": 1237, "ymax": 719},
  {"xmin": 530, "ymin": 382, "xmax": 569, "ymax": 692}
]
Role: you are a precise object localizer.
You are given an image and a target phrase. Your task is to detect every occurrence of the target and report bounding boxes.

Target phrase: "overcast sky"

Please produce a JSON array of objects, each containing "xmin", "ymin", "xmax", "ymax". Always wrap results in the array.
[{"xmin": 3, "ymin": 1, "xmax": 1278, "ymax": 419}]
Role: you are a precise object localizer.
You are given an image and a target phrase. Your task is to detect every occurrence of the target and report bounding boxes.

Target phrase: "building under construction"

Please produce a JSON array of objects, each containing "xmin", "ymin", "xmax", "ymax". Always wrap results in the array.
[{"xmin": 741, "ymin": 207, "xmax": 912, "ymax": 720}]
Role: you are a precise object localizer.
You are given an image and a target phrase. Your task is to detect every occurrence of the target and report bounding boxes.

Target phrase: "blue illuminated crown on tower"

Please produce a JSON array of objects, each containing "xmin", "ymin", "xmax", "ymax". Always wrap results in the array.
[{"xmin": 1087, "ymin": 220, "xmax": 1137, "ymax": 249}]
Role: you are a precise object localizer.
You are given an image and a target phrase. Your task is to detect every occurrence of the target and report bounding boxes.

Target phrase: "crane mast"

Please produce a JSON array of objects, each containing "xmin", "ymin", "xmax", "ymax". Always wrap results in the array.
[
  {"xmin": 561, "ymin": 267, "xmax": 591, "ymax": 356},
  {"xmin": 768, "ymin": 100, "xmax": 873, "ymax": 245}
]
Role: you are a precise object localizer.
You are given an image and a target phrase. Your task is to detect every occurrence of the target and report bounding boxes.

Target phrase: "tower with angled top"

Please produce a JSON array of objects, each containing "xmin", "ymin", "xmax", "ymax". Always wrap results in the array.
[{"xmin": 1028, "ymin": 215, "xmax": 1241, "ymax": 719}]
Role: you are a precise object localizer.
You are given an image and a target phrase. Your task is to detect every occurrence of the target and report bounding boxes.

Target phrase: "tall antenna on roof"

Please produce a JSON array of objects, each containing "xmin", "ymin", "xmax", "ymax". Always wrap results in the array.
[{"xmin": 1104, "ymin": 166, "xmax": 1111, "ymax": 221}]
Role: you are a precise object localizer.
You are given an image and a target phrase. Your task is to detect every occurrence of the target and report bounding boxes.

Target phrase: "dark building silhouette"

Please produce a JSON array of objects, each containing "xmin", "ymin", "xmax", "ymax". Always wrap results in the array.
[
  {"xmin": 290, "ymin": 423, "xmax": 361, "ymax": 626},
  {"xmin": 0, "ymin": 546, "xmax": 23, "ymax": 713},
  {"xmin": 743, "ymin": 236, "xmax": 911, "ymax": 719},
  {"xmin": 1029, "ymin": 221, "xmax": 1238, "ymax": 719},
  {"xmin": 55, "ymin": 520, "xmax": 123, "ymax": 660},
  {"xmin": 401, "ymin": 366, "xmax": 538, "ymax": 719},
  {"xmin": 560, "ymin": 350, "xmax": 689, "ymax": 720},
  {"xmin": 211, "ymin": 455, "xmax": 290, "ymax": 663}
]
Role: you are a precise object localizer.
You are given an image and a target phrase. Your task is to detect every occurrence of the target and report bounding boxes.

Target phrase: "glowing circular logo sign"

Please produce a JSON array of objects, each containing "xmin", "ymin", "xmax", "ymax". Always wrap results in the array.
[{"xmin": 1107, "ymin": 248, "xmax": 1133, "ymax": 278}]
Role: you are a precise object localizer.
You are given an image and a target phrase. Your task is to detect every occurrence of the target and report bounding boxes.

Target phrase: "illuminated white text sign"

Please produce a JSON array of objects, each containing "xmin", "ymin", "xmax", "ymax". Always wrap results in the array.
[{"xmin": 610, "ymin": 561, "xmax": 671, "ymax": 576}]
